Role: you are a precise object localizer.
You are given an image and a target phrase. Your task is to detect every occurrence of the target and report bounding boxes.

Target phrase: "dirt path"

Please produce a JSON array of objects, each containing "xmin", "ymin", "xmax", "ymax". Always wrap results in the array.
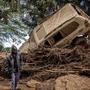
[
  {"xmin": 0, "ymin": 80, "xmax": 35, "ymax": 90},
  {"xmin": 0, "ymin": 75, "xmax": 90, "ymax": 90}
]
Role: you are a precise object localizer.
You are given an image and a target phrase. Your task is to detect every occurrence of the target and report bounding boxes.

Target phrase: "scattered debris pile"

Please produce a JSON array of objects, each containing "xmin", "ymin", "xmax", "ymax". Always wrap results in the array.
[{"xmin": 21, "ymin": 45, "xmax": 90, "ymax": 81}]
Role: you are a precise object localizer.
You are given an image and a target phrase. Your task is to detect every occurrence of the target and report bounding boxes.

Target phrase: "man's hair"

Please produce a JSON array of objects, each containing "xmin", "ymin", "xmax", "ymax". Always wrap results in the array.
[{"xmin": 11, "ymin": 45, "xmax": 17, "ymax": 54}]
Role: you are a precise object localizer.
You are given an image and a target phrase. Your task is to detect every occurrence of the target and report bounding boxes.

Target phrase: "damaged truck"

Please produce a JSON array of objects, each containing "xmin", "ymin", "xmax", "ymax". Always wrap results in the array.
[{"xmin": 20, "ymin": 4, "xmax": 90, "ymax": 53}]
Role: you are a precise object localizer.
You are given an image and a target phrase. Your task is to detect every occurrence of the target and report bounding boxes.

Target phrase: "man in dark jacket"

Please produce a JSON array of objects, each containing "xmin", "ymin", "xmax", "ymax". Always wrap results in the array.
[{"xmin": 6, "ymin": 45, "xmax": 21, "ymax": 90}]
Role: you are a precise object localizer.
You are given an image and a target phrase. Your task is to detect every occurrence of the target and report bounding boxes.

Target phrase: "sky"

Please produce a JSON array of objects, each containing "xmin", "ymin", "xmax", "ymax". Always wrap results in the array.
[{"xmin": 4, "ymin": 35, "xmax": 29, "ymax": 49}]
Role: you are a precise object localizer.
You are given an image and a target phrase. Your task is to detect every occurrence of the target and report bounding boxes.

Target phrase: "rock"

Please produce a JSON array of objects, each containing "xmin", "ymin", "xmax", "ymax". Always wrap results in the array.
[
  {"xmin": 55, "ymin": 74, "xmax": 90, "ymax": 90},
  {"xmin": 35, "ymin": 79, "xmax": 55, "ymax": 90},
  {"xmin": 0, "ymin": 76, "xmax": 4, "ymax": 81},
  {"xmin": 26, "ymin": 79, "xmax": 40, "ymax": 88}
]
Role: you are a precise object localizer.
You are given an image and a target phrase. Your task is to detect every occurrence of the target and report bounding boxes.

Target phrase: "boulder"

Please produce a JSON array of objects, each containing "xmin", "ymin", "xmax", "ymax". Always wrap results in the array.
[
  {"xmin": 27, "ymin": 79, "xmax": 40, "ymax": 88},
  {"xmin": 55, "ymin": 74, "xmax": 90, "ymax": 90}
]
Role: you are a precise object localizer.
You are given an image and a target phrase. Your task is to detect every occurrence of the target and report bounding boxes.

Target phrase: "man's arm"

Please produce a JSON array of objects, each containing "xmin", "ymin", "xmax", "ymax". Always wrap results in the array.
[{"xmin": 17, "ymin": 52, "xmax": 23, "ymax": 72}]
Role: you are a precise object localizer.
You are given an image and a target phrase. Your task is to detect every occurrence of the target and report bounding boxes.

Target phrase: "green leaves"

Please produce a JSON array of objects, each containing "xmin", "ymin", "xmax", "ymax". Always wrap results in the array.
[
  {"xmin": 0, "ymin": 13, "xmax": 29, "ymax": 45},
  {"xmin": 0, "ymin": 44, "xmax": 4, "ymax": 51},
  {"xmin": 0, "ymin": 0, "xmax": 4, "ymax": 6}
]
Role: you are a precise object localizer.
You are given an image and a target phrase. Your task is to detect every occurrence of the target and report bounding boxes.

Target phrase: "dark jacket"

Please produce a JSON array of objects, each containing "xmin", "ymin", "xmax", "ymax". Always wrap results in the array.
[{"xmin": 5, "ymin": 52, "xmax": 21, "ymax": 74}]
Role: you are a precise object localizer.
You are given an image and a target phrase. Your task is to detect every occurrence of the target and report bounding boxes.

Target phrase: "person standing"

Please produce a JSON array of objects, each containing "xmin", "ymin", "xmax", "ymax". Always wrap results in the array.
[{"xmin": 6, "ymin": 45, "xmax": 21, "ymax": 90}]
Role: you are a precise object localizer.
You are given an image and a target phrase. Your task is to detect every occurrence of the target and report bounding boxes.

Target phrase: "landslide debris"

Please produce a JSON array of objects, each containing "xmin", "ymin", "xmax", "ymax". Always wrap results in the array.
[
  {"xmin": 0, "ymin": 40, "xmax": 90, "ymax": 90},
  {"xmin": 20, "ymin": 45, "xmax": 90, "ymax": 81},
  {"xmin": 0, "ymin": 44, "xmax": 90, "ymax": 81}
]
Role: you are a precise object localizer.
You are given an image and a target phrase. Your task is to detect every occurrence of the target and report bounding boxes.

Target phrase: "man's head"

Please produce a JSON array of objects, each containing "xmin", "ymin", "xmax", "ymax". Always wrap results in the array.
[{"xmin": 11, "ymin": 45, "xmax": 17, "ymax": 55}]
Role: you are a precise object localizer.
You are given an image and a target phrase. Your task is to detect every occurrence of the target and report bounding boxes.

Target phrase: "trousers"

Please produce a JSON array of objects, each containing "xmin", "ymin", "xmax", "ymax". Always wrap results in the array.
[{"xmin": 11, "ymin": 72, "xmax": 20, "ymax": 90}]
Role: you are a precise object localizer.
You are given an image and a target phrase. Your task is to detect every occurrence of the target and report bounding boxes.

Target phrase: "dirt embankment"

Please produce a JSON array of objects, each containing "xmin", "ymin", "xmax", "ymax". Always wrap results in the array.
[{"xmin": 0, "ymin": 52, "xmax": 7, "ymax": 60}]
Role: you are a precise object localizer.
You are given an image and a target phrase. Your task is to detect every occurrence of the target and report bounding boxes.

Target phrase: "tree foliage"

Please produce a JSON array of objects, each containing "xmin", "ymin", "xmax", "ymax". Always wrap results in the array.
[
  {"xmin": 0, "ymin": 44, "xmax": 4, "ymax": 51},
  {"xmin": 1, "ymin": 0, "xmax": 88, "ymax": 28},
  {"xmin": 0, "ymin": 0, "xmax": 89, "ymax": 47},
  {"xmin": 20, "ymin": 0, "xmax": 83, "ymax": 28}
]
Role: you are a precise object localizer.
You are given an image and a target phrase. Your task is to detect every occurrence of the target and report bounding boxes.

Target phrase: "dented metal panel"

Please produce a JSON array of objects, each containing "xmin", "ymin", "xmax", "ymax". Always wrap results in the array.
[{"xmin": 43, "ymin": 4, "xmax": 77, "ymax": 35}]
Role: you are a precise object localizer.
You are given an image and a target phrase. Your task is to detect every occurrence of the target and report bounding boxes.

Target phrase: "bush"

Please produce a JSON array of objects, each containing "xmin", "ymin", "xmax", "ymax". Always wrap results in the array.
[
  {"xmin": 0, "ymin": 44, "xmax": 4, "ymax": 51},
  {"xmin": 4, "ymin": 47, "xmax": 11, "ymax": 52}
]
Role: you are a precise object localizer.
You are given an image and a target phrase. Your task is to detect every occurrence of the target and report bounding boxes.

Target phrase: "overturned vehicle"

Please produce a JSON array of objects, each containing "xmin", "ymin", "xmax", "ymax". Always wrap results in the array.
[{"xmin": 20, "ymin": 4, "xmax": 90, "ymax": 53}]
